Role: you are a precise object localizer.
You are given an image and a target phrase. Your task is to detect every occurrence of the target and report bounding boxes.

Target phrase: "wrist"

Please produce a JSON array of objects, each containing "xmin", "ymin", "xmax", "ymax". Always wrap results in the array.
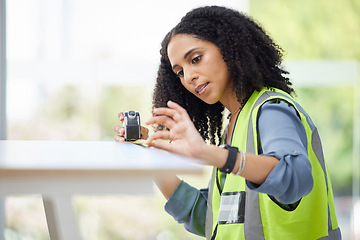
[
  {"xmin": 195, "ymin": 143, "xmax": 229, "ymax": 168},
  {"xmin": 219, "ymin": 144, "xmax": 238, "ymax": 173}
]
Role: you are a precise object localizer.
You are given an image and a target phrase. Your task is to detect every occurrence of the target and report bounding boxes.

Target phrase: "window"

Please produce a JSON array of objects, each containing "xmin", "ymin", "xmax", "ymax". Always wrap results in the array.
[{"xmin": 5, "ymin": 0, "xmax": 248, "ymax": 141}]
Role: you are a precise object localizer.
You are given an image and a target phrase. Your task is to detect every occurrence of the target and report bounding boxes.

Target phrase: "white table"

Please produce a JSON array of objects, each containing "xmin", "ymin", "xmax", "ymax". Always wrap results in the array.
[{"xmin": 0, "ymin": 140, "xmax": 203, "ymax": 240}]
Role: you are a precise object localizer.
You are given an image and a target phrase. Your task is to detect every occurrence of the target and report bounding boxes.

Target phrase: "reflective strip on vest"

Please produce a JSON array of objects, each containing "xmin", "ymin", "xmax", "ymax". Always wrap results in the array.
[{"xmin": 242, "ymin": 91, "xmax": 272, "ymax": 240}]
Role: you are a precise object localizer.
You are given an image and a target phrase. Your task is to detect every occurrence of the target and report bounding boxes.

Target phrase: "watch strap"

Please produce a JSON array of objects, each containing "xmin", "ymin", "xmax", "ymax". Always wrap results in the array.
[{"xmin": 219, "ymin": 144, "xmax": 238, "ymax": 173}]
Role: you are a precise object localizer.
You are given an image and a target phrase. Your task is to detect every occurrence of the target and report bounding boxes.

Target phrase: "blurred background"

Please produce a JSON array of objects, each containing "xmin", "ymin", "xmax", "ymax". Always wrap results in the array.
[{"xmin": 0, "ymin": 0, "xmax": 359, "ymax": 239}]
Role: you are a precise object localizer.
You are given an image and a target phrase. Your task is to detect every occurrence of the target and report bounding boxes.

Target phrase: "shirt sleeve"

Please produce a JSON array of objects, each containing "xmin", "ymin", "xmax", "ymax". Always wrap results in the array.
[
  {"xmin": 164, "ymin": 180, "xmax": 208, "ymax": 236},
  {"xmin": 246, "ymin": 99, "xmax": 313, "ymax": 204}
]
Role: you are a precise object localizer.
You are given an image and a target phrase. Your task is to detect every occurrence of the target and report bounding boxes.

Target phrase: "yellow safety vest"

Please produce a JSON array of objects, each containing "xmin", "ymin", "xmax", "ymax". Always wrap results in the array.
[{"xmin": 205, "ymin": 88, "xmax": 341, "ymax": 240}]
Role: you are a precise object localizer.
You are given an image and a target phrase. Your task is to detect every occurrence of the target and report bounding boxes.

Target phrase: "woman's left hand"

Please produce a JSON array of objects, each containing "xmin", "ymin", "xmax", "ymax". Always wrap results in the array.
[
  {"xmin": 145, "ymin": 100, "xmax": 206, "ymax": 158},
  {"xmin": 113, "ymin": 112, "xmax": 149, "ymax": 142}
]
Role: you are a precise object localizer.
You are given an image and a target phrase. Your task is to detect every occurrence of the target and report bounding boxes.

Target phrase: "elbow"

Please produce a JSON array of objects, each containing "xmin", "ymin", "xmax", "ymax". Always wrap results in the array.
[
  {"xmin": 184, "ymin": 220, "xmax": 206, "ymax": 237},
  {"xmin": 276, "ymin": 177, "xmax": 313, "ymax": 204},
  {"xmin": 276, "ymin": 161, "xmax": 314, "ymax": 204}
]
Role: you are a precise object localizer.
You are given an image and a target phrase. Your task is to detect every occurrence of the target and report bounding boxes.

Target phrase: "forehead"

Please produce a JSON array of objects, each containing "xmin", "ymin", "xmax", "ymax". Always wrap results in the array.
[
  {"xmin": 168, "ymin": 35, "xmax": 200, "ymax": 56},
  {"xmin": 167, "ymin": 34, "xmax": 217, "ymax": 61},
  {"xmin": 168, "ymin": 34, "xmax": 202, "ymax": 47}
]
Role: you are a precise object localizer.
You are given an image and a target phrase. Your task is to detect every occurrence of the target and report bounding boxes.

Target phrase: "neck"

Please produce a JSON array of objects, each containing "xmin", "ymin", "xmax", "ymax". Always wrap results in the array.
[
  {"xmin": 225, "ymin": 102, "xmax": 241, "ymax": 144},
  {"xmin": 231, "ymin": 106, "xmax": 241, "ymax": 115},
  {"xmin": 228, "ymin": 106, "xmax": 240, "ymax": 121},
  {"xmin": 223, "ymin": 93, "xmax": 242, "ymax": 119}
]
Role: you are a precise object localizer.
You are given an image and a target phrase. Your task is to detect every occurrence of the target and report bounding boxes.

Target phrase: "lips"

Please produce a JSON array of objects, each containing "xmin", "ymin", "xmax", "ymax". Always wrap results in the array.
[{"xmin": 195, "ymin": 82, "xmax": 209, "ymax": 94}]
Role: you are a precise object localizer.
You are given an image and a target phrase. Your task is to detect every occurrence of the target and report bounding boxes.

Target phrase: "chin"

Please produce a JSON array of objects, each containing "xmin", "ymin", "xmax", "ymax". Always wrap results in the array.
[
  {"xmin": 199, "ymin": 97, "xmax": 218, "ymax": 105},
  {"xmin": 192, "ymin": 92, "xmax": 219, "ymax": 105}
]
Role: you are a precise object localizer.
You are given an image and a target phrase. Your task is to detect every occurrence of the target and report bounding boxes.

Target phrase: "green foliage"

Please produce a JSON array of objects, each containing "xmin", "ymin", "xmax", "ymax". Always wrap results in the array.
[
  {"xmin": 73, "ymin": 194, "xmax": 204, "ymax": 240},
  {"xmin": 8, "ymin": 85, "xmax": 154, "ymax": 141},
  {"xmin": 8, "ymin": 85, "xmax": 101, "ymax": 140},
  {"xmin": 99, "ymin": 86, "xmax": 153, "ymax": 140},
  {"xmin": 295, "ymin": 87, "xmax": 354, "ymax": 195},
  {"xmin": 250, "ymin": 0, "xmax": 360, "ymax": 60}
]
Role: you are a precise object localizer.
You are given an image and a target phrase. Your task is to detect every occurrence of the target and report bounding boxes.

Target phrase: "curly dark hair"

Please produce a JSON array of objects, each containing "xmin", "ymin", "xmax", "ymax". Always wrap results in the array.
[{"xmin": 152, "ymin": 5, "xmax": 294, "ymax": 145}]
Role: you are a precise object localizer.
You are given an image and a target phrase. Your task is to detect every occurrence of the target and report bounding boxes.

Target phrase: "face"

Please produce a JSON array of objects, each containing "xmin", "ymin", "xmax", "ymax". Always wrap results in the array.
[{"xmin": 167, "ymin": 34, "xmax": 232, "ymax": 105}]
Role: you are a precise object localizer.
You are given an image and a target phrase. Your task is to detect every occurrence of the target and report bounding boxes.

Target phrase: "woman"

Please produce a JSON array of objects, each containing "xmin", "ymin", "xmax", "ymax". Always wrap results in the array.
[{"xmin": 114, "ymin": 6, "xmax": 341, "ymax": 240}]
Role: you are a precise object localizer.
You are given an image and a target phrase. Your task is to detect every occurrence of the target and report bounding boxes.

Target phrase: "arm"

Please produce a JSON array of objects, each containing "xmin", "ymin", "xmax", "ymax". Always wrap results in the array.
[
  {"xmin": 146, "ymin": 100, "xmax": 312, "ymax": 201},
  {"xmin": 155, "ymin": 176, "xmax": 181, "ymax": 200},
  {"xmin": 145, "ymin": 101, "xmax": 279, "ymax": 185},
  {"xmin": 114, "ymin": 111, "xmax": 185, "ymax": 204},
  {"xmin": 163, "ymin": 181, "xmax": 208, "ymax": 236},
  {"xmin": 146, "ymin": 100, "xmax": 311, "ymax": 234},
  {"xmin": 115, "ymin": 109, "xmax": 207, "ymax": 235},
  {"xmin": 246, "ymin": 100, "xmax": 313, "ymax": 204}
]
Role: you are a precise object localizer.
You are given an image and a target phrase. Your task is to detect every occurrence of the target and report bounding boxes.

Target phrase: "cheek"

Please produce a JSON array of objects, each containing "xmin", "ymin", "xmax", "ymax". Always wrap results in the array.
[
  {"xmin": 218, "ymin": 62, "xmax": 230, "ymax": 82},
  {"xmin": 181, "ymin": 81, "xmax": 192, "ymax": 93},
  {"xmin": 208, "ymin": 55, "xmax": 228, "ymax": 76}
]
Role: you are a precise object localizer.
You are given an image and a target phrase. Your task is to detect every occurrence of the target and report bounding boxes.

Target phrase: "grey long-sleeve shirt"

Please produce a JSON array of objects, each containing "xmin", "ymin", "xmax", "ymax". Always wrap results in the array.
[{"xmin": 164, "ymin": 100, "xmax": 314, "ymax": 236}]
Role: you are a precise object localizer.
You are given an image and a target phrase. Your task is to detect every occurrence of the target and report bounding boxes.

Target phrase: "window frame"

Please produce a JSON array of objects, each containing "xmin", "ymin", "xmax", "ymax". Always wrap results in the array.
[{"xmin": 0, "ymin": 0, "xmax": 6, "ymax": 140}]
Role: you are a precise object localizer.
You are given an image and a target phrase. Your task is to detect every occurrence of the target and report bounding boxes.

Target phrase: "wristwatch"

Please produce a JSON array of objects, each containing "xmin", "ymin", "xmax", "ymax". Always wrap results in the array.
[{"xmin": 219, "ymin": 144, "xmax": 238, "ymax": 173}]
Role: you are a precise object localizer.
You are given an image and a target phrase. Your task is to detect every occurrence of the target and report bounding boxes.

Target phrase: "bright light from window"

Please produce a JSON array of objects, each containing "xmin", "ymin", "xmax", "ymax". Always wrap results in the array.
[{"xmin": 6, "ymin": 0, "xmax": 247, "ymax": 137}]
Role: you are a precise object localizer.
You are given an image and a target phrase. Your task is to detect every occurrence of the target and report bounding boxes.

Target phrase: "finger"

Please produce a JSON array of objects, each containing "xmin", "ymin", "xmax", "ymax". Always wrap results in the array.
[
  {"xmin": 146, "ymin": 115, "xmax": 175, "ymax": 129},
  {"xmin": 113, "ymin": 124, "xmax": 120, "ymax": 132},
  {"xmin": 117, "ymin": 112, "xmax": 125, "ymax": 121},
  {"xmin": 114, "ymin": 134, "xmax": 126, "ymax": 142},
  {"xmin": 148, "ymin": 140, "xmax": 173, "ymax": 152},
  {"xmin": 152, "ymin": 107, "xmax": 178, "ymax": 120},
  {"xmin": 140, "ymin": 126, "xmax": 149, "ymax": 139},
  {"xmin": 146, "ymin": 131, "xmax": 172, "ymax": 143},
  {"xmin": 113, "ymin": 124, "xmax": 125, "ymax": 136},
  {"xmin": 166, "ymin": 101, "xmax": 190, "ymax": 122},
  {"xmin": 167, "ymin": 101, "xmax": 187, "ymax": 115}
]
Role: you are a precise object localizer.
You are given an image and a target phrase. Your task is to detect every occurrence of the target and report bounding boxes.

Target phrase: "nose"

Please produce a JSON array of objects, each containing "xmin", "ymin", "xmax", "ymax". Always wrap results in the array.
[{"xmin": 184, "ymin": 70, "xmax": 198, "ymax": 84}]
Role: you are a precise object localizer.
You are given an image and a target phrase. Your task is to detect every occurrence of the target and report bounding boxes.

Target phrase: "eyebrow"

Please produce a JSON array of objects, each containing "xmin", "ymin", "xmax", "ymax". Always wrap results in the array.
[{"xmin": 172, "ymin": 47, "xmax": 202, "ymax": 70}]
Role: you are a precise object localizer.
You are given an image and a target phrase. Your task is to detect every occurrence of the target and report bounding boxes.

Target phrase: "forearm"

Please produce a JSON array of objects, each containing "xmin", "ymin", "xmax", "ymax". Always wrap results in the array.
[
  {"xmin": 164, "ymin": 181, "xmax": 208, "ymax": 236},
  {"xmin": 197, "ymin": 144, "xmax": 278, "ymax": 185},
  {"xmin": 246, "ymin": 151, "xmax": 313, "ymax": 204},
  {"xmin": 155, "ymin": 175, "xmax": 182, "ymax": 200},
  {"xmin": 239, "ymin": 153, "xmax": 279, "ymax": 185}
]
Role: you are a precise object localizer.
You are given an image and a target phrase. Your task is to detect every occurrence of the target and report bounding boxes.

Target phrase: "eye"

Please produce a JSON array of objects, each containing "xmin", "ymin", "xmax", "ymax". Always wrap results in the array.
[
  {"xmin": 176, "ymin": 70, "xmax": 184, "ymax": 78},
  {"xmin": 192, "ymin": 56, "xmax": 201, "ymax": 64}
]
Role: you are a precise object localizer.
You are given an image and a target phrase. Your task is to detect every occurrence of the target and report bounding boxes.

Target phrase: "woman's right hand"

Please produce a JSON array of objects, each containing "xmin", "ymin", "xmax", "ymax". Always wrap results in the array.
[
  {"xmin": 113, "ymin": 112, "xmax": 149, "ymax": 142},
  {"xmin": 145, "ymin": 101, "xmax": 207, "ymax": 158}
]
